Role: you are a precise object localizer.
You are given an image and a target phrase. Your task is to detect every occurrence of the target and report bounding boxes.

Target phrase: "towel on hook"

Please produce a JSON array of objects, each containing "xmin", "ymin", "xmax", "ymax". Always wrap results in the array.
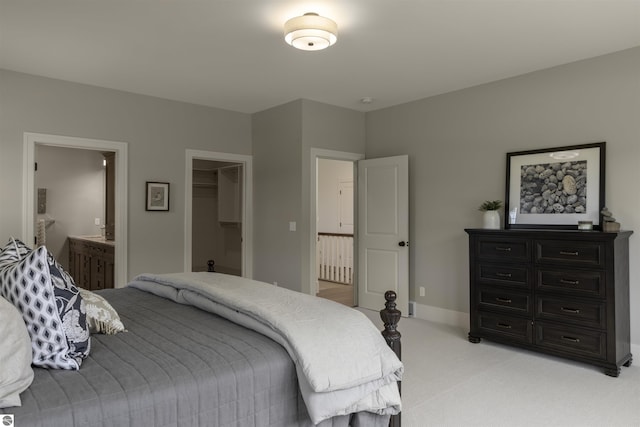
[{"xmin": 36, "ymin": 219, "xmax": 46, "ymax": 246}]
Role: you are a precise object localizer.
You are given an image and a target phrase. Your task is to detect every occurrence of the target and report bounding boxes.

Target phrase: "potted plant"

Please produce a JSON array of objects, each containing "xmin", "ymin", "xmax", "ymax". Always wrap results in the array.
[{"xmin": 478, "ymin": 200, "xmax": 502, "ymax": 229}]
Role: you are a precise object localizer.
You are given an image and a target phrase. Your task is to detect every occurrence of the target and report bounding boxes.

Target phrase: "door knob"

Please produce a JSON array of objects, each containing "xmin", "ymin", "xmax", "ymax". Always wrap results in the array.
[{"xmin": 398, "ymin": 241, "xmax": 408, "ymax": 247}]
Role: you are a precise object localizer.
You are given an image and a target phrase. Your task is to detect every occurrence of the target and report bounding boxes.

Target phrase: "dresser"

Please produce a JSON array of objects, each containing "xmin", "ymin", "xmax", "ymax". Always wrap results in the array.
[
  {"xmin": 68, "ymin": 236, "xmax": 115, "ymax": 291},
  {"xmin": 465, "ymin": 229, "xmax": 633, "ymax": 376}
]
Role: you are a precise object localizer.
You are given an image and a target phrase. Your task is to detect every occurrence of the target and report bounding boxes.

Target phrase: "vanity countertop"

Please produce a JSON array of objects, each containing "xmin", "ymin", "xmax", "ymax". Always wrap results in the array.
[{"xmin": 68, "ymin": 235, "xmax": 115, "ymax": 247}]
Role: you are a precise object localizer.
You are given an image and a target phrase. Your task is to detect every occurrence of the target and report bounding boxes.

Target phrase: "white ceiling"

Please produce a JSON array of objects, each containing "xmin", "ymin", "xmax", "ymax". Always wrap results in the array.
[{"xmin": 1, "ymin": 1, "xmax": 639, "ymax": 114}]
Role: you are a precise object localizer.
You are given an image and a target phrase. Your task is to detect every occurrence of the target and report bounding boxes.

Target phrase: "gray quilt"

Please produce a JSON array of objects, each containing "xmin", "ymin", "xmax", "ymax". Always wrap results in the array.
[{"xmin": 1, "ymin": 288, "xmax": 390, "ymax": 427}]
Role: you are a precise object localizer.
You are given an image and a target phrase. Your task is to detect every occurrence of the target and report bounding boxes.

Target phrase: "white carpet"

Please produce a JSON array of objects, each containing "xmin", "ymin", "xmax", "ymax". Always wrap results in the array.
[{"xmin": 359, "ymin": 309, "xmax": 640, "ymax": 427}]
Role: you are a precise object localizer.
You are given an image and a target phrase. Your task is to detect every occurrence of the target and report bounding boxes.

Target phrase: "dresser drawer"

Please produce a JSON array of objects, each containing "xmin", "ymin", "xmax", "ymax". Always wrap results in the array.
[
  {"xmin": 477, "ymin": 263, "xmax": 529, "ymax": 289},
  {"xmin": 536, "ymin": 240, "xmax": 604, "ymax": 267},
  {"xmin": 477, "ymin": 287, "xmax": 531, "ymax": 315},
  {"xmin": 537, "ymin": 268, "xmax": 605, "ymax": 298},
  {"xmin": 477, "ymin": 312, "xmax": 533, "ymax": 343},
  {"xmin": 535, "ymin": 322, "xmax": 606, "ymax": 360},
  {"xmin": 536, "ymin": 296, "xmax": 605, "ymax": 329},
  {"xmin": 477, "ymin": 237, "xmax": 530, "ymax": 262}
]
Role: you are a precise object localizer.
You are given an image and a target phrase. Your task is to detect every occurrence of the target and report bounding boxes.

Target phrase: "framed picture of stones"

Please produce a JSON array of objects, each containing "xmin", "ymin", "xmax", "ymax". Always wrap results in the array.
[{"xmin": 505, "ymin": 142, "xmax": 605, "ymax": 229}]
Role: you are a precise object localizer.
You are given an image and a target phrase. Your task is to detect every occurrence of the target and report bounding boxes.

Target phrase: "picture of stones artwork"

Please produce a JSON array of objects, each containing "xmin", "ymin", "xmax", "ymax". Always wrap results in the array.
[{"xmin": 519, "ymin": 160, "xmax": 587, "ymax": 214}]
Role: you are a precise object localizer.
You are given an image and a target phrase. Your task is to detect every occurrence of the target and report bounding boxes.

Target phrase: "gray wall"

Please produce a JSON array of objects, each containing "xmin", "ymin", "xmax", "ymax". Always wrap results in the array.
[
  {"xmin": 252, "ymin": 99, "xmax": 365, "ymax": 292},
  {"xmin": 252, "ymin": 100, "xmax": 303, "ymax": 290},
  {"xmin": 0, "ymin": 69, "xmax": 251, "ymax": 279},
  {"xmin": 366, "ymin": 47, "xmax": 640, "ymax": 343}
]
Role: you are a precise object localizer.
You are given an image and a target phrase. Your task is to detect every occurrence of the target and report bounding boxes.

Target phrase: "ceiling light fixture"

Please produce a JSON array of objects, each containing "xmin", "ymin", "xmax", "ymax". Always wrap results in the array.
[
  {"xmin": 284, "ymin": 12, "xmax": 337, "ymax": 51},
  {"xmin": 550, "ymin": 151, "xmax": 580, "ymax": 160}
]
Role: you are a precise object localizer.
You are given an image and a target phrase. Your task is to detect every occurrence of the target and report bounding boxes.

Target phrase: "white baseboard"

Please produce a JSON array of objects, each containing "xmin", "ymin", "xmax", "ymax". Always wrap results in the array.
[
  {"xmin": 411, "ymin": 301, "xmax": 469, "ymax": 329},
  {"xmin": 412, "ymin": 302, "xmax": 640, "ymax": 350}
]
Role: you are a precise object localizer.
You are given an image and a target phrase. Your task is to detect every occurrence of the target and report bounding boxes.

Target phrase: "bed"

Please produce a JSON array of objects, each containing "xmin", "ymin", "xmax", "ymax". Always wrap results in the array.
[{"xmin": 0, "ymin": 252, "xmax": 403, "ymax": 427}]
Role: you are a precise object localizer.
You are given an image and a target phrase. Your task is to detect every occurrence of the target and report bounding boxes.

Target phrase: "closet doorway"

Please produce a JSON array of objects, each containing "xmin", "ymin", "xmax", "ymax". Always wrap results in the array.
[
  {"xmin": 184, "ymin": 150, "xmax": 253, "ymax": 277},
  {"xmin": 191, "ymin": 160, "xmax": 242, "ymax": 275}
]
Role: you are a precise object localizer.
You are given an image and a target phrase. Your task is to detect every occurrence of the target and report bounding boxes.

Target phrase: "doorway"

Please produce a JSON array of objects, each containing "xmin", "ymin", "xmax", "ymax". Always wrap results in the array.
[
  {"xmin": 23, "ymin": 133, "xmax": 128, "ymax": 287},
  {"xmin": 34, "ymin": 146, "xmax": 108, "ymax": 264},
  {"xmin": 309, "ymin": 149, "xmax": 364, "ymax": 306},
  {"xmin": 191, "ymin": 159, "xmax": 242, "ymax": 275},
  {"xmin": 184, "ymin": 149, "xmax": 253, "ymax": 277},
  {"xmin": 316, "ymin": 158, "xmax": 355, "ymax": 306},
  {"xmin": 309, "ymin": 150, "xmax": 409, "ymax": 314}
]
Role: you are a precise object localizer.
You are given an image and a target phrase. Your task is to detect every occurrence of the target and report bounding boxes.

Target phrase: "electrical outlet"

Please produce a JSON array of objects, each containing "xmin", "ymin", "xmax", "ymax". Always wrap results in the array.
[
  {"xmin": 419, "ymin": 286, "xmax": 425, "ymax": 297},
  {"xmin": 94, "ymin": 218, "xmax": 101, "ymax": 226}
]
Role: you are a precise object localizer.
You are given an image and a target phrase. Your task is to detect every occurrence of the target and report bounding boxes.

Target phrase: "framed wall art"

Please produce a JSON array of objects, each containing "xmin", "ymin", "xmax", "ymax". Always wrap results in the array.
[
  {"xmin": 505, "ymin": 142, "xmax": 605, "ymax": 229},
  {"xmin": 146, "ymin": 181, "xmax": 170, "ymax": 211}
]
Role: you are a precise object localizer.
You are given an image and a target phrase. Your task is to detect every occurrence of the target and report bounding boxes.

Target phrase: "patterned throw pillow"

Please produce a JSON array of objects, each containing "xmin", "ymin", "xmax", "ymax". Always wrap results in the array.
[
  {"xmin": 0, "ymin": 239, "xmax": 26, "ymax": 271},
  {"xmin": 79, "ymin": 288, "xmax": 126, "ymax": 334},
  {"xmin": 10, "ymin": 238, "xmax": 31, "ymax": 257},
  {"xmin": 0, "ymin": 239, "xmax": 90, "ymax": 369}
]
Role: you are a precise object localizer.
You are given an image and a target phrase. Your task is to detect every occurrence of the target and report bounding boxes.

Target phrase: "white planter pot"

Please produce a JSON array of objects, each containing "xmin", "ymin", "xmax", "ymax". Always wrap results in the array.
[{"xmin": 483, "ymin": 210, "xmax": 501, "ymax": 229}]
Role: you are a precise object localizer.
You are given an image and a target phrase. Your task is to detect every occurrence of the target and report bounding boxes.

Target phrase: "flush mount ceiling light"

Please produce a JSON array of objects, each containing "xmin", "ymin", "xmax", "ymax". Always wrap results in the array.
[
  {"xmin": 550, "ymin": 151, "xmax": 580, "ymax": 160},
  {"xmin": 284, "ymin": 12, "xmax": 337, "ymax": 51}
]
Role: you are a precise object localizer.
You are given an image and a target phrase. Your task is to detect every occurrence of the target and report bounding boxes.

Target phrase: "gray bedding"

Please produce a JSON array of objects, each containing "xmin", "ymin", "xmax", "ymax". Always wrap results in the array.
[{"xmin": 2, "ymin": 288, "xmax": 390, "ymax": 427}]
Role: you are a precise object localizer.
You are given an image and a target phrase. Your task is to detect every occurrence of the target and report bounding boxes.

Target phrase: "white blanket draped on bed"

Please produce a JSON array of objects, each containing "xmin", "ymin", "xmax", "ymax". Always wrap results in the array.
[{"xmin": 129, "ymin": 272, "xmax": 403, "ymax": 424}]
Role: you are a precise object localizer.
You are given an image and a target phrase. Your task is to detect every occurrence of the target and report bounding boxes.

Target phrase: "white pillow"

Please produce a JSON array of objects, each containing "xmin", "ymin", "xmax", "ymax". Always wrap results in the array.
[{"xmin": 0, "ymin": 296, "xmax": 34, "ymax": 408}]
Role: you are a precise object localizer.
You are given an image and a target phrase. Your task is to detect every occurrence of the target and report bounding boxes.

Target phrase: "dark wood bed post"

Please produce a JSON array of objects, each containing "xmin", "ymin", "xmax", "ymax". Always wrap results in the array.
[{"xmin": 380, "ymin": 290, "xmax": 401, "ymax": 427}]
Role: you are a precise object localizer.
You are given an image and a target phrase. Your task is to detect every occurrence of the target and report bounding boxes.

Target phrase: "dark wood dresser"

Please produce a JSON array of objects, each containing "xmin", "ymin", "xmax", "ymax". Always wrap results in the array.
[
  {"xmin": 465, "ymin": 228, "xmax": 633, "ymax": 376},
  {"xmin": 68, "ymin": 236, "xmax": 115, "ymax": 291}
]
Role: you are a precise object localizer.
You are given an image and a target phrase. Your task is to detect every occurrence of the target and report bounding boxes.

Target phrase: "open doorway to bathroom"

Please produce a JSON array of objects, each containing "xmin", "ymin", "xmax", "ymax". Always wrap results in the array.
[
  {"xmin": 25, "ymin": 132, "xmax": 128, "ymax": 289},
  {"xmin": 35, "ymin": 146, "xmax": 111, "ymax": 271}
]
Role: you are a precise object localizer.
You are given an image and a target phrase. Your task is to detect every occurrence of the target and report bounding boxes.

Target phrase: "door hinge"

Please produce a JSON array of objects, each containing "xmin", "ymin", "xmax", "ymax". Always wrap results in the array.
[{"xmin": 35, "ymin": 162, "xmax": 38, "ymax": 171}]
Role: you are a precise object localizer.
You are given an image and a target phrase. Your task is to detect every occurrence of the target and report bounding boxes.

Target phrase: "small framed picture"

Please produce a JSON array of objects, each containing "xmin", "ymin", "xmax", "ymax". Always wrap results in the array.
[
  {"xmin": 146, "ymin": 181, "xmax": 170, "ymax": 211},
  {"xmin": 505, "ymin": 142, "xmax": 605, "ymax": 229}
]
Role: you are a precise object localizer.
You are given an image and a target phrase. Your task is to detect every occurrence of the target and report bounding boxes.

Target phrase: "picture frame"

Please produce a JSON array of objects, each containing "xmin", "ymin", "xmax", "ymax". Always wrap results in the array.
[
  {"xmin": 145, "ymin": 181, "xmax": 170, "ymax": 211},
  {"xmin": 505, "ymin": 142, "xmax": 605, "ymax": 229}
]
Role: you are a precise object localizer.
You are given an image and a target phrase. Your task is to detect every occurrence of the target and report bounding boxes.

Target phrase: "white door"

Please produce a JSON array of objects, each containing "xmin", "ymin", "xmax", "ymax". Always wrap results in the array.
[
  {"xmin": 357, "ymin": 155, "xmax": 409, "ymax": 314},
  {"xmin": 338, "ymin": 180, "xmax": 353, "ymax": 234}
]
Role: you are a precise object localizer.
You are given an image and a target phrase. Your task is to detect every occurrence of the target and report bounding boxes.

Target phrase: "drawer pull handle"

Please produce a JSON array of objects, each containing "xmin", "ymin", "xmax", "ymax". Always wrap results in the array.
[
  {"xmin": 559, "ymin": 279, "xmax": 580, "ymax": 286},
  {"xmin": 496, "ymin": 323, "xmax": 512, "ymax": 329},
  {"xmin": 559, "ymin": 251, "xmax": 579, "ymax": 256},
  {"xmin": 561, "ymin": 335, "xmax": 581, "ymax": 343},
  {"xmin": 495, "ymin": 272, "xmax": 512, "ymax": 278},
  {"xmin": 561, "ymin": 307, "xmax": 580, "ymax": 314},
  {"xmin": 495, "ymin": 297, "xmax": 512, "ymax": 303},
  {"xmin": 495, "ymin": 247, "xmax": 512, "ymax": 252}
]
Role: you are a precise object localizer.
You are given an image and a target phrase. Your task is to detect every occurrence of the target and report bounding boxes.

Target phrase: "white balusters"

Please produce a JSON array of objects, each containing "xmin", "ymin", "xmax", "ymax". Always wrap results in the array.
[{"xmin": 316, "ymin": 234, "xmax": 353, "ymax": 284}]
